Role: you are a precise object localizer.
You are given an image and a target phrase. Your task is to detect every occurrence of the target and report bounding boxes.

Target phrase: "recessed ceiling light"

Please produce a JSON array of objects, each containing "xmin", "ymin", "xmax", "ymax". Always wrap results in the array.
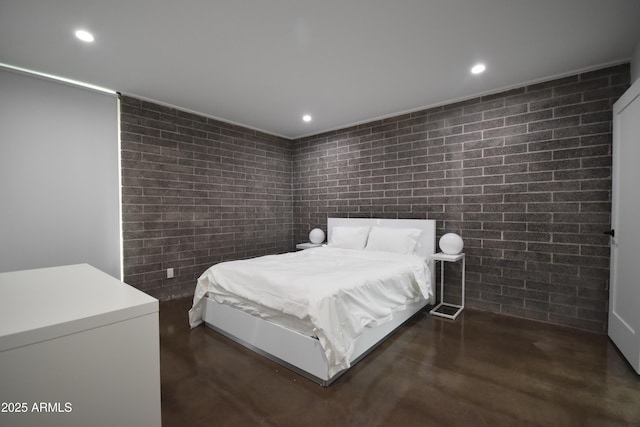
[
  {"xmin": 75, "ymin": 30, "xmax": 95, "ymax": 42},
  {"xmin": 302, "ymin": 114, "xmax": 312, "ymax": 122},
  {"xmin": 471, "ymin": 63, "xmax": 486, "ymax": 74}
]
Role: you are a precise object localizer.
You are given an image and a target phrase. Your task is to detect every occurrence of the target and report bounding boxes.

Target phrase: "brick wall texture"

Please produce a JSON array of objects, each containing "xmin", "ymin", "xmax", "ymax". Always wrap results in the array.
[
  {"xmin": 120, "ymin": 96, "xmax": 293, "ymax": 300},
  {"xmin": 122, "ymin": 64, "xmax": 629, "ymax": 333},
  {"xmin": 292, "ymin": 64, "xmax": 629, "ymax": 333}
]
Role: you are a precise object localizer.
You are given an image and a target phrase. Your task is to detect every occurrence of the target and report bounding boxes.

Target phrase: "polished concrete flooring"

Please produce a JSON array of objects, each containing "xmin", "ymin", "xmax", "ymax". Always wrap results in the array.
[{"xmin": 160, "ymin": 297, "xmax": 640, "ymax": 426}]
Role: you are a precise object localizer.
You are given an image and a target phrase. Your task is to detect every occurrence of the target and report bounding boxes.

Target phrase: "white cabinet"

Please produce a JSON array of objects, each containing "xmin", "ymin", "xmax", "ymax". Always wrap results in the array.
[{"xmin": 0, "ymin": 264, "xmax": 161, "ymax": 426}]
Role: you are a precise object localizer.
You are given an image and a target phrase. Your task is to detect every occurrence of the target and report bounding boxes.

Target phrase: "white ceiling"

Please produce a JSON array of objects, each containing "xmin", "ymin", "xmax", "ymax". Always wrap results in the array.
[{"xmin": 1, "ymin": 0, "xmax": 639, "ymax": 139}]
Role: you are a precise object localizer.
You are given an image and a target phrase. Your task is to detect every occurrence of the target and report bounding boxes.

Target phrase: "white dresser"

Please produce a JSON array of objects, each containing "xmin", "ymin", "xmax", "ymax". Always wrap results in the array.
[{"xmin": 0, "ymin": 264, "xmax": 161, "ymax": 426}]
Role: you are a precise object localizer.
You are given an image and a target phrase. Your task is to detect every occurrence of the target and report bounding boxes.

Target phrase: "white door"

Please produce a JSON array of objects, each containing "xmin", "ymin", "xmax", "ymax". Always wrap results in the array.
[{"xmin": 609, "ymin": 77, "xmax": 640, "ymax": 375}]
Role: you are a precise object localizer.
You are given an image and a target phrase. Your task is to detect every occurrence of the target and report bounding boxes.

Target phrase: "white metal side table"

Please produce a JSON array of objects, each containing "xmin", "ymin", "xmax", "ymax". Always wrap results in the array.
[
  {"xmin": 429, "ymin": 252, "xmax": 465, "ymax": 320},
  {"xmin": 295, "ymin": 242, "xmax": 323, "ymax": 250}
]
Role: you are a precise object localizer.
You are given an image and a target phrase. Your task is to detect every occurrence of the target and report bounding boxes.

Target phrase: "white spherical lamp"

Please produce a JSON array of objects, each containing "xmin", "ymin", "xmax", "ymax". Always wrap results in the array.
[
  {"xmin": 309, "ymin": 228, "xmax": 325, "ymax": 244},
  {"xmin": 439, "ymin": 233, "xmax": 464, "ymax": 255}
]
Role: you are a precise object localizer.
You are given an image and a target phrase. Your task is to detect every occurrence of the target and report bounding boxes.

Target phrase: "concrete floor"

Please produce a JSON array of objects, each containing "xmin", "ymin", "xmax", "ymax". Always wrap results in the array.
[{"xmin": 159, "ymin": 297, "xmax": 640, "ymax": 426}]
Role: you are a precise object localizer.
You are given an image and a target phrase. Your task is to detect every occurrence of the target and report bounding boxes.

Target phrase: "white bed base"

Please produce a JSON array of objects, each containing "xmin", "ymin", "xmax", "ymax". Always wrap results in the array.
[
  {"xmin": 203, "ymin": 296, "xmax": 428, "ymax": 385},
  {"xmin": 201, "ymin": 218, "xmax": 436, "ymax": 386}
]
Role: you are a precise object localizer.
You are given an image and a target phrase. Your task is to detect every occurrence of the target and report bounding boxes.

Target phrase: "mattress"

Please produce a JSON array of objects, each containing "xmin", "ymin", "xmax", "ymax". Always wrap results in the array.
[
  {"xmin": 189, "ymin": 246, "xmax": 432, "ymax": 375},
  {"xmin": 202, "ymin": 291, "xmax": 319, "ymax": 338}
]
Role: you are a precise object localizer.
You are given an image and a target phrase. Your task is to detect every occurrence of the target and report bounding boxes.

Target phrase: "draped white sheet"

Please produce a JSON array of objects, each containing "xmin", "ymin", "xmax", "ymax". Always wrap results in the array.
[{"xmin": 189, "ymin": 247, "xmax": 432, "ymax": 376}]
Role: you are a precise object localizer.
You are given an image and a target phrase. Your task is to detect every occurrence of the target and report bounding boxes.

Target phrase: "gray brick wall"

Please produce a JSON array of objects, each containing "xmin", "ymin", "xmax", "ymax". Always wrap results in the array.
[
  {"xmin": 292, "ymin": 64, "xmax": 629, "ymax": 333},
  {"xmin": 120, "ymin": 96, "xmax": 293, "ymax": 300},
  {"xmin": 121, "ymin": 65, "xmax": 628, "ymax": 333}
]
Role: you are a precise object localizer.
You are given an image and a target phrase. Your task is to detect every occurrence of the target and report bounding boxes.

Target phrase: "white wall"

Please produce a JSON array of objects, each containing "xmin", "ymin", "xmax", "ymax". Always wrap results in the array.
[
  {"xmin": 0, "ymin": 67, "xmax": 121, "ymax": 278},
  {"xmin": 632, "ymin": 39, "xmax": 640, "ymax": 84}
]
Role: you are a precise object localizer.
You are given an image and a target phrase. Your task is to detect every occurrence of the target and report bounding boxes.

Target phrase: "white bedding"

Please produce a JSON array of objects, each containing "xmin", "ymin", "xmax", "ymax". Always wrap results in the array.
[{"xmin": 189, "ymin": 246, "xmax": 432, "ymax": 376}]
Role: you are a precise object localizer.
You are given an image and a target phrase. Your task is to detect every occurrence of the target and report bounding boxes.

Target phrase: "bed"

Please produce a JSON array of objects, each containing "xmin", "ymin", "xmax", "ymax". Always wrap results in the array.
[{"xmin": 189, "ymin": 218, "xmax": 436, "ymax": 386}]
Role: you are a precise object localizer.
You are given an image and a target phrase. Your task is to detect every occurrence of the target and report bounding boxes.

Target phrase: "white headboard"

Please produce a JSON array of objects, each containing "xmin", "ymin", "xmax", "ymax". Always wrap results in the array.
[{"xmin": 327, "ymin": 217, "xmax": 437, "ymax": 286}]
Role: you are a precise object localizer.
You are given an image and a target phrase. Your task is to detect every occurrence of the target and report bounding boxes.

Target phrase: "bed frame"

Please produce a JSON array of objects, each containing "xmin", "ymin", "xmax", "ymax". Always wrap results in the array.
[{"xmin": 201, "ymin": 218, "xmax": 436, "ymax": 386}]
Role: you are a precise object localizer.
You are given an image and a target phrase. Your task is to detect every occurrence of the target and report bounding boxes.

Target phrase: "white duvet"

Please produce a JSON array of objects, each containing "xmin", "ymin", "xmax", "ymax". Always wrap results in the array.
[{"xmin": 189, "ymin": 246, "xmax": 432, "ymax": 375}]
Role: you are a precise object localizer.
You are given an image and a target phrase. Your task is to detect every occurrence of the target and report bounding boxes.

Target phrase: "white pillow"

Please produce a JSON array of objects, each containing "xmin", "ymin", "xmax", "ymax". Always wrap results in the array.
[
  {"xmin": 328, "ymin": 226, "xmax": 370, "ymax": 250},
  {"xmin": 365, "ymin": 227, "xmax": 423, "ymax": 255}
]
